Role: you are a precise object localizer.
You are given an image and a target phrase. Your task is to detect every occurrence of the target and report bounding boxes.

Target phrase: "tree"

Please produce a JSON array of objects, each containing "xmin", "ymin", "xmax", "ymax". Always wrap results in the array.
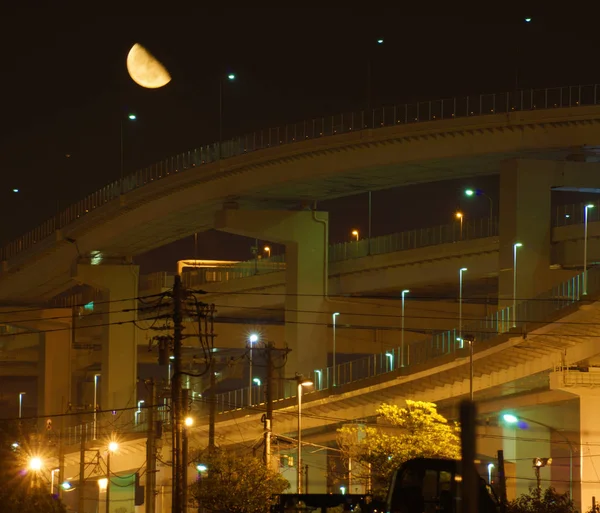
[
  {"xmin": 506, "ymin": 487, "xmax": 577, "ymax": 513},
  {"xmin": 190, "ymin": 448, "xmax": 289, "ymax": 513},
  {"xmin": 337, "ymin": 400, "xmax": 460, "ymax": 497}
]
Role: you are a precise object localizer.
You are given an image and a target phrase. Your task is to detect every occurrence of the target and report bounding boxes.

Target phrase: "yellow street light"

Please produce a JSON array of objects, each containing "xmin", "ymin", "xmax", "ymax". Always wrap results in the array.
[
  {"xmin": 185, "ymin": 416, "xmax": 194, "ymax": 427},
  {"xmin": 455, "ymin": 212, "xmax": 464, "ymax": 240},
  {"xmin": 351, "ymin": 229, "xmax": 359, "ymax": 241},
  {"xmin": 108, "ymin": 441, "xmax": 118, "ymax": 453},
  {"xmin": 263, "ymin": 246, "xmax": 271, "ymax": 258},
  {"xmin": 29, "ymin": 456, "xmax": 42, "ymax": 471}
]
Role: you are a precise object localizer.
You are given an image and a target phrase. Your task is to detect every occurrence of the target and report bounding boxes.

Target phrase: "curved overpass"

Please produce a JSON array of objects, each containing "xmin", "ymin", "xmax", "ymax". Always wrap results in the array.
[{"xmin": 3, "ymin": 84, "xmax": 600, "ymax": 302}]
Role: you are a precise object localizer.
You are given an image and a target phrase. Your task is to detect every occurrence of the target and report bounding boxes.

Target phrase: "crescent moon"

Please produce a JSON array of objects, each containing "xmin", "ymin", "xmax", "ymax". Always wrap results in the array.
[{"xmin": 126, "ymin": 43, "xmax": 171, "ymax": 89}]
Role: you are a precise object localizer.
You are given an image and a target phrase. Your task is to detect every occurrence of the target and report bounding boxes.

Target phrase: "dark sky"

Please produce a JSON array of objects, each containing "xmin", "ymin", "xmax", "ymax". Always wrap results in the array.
[{"xmin": 1, "ymin": 10, "xmax": 599, "ymax": 273}]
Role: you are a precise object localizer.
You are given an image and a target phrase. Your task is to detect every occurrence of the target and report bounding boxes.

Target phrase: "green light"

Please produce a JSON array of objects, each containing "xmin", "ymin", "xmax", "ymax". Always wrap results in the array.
[
  {"xmin": 503, "ymin": 413, "xmax": 518, "ymax": 424},
  {"xmin": 465, "ymin": 189, "xmax": 475, "ymax": 197},
  {"xmin": 61, "ymin": 481, "xmax": 72, "ymax": 490},
  {"xmin": 197, "ymin": 464, "xmax": 207, "ymax": 472},
  {"xmin": 227, "ymin": 74, "xmax": 235, "ymax": 81},
  {"xmin": 253, "ymin": 377, "xmax": 261, "ymax": 386},
  {"xmin": 128, "ymin": 114, "xmax": 137, "ymax": 120},
  {"xmin": 377, "ymin": 38, "xmax": 384, "ymax": 44},
  {"xmin": 524, "ymin": 17, "xmax": 532, "ymax": 23}
]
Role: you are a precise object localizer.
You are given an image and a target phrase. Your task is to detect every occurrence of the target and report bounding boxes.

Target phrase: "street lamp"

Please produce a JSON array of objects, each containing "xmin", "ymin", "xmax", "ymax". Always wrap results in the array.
[
  {"xmin": 120, "ymin": 113, "xmax": 137, "ymax": 194},
  {"xmin": 136, "ymin": 400, "xmax": 145, "ymax": 425},
  {"xmin": 464, "ymin": 189, "xmax": 494, "ymax": 234},
  {"xmin": 401, "ymin": 290, "xmax": 409, "ymax": 367},
  {"xmin": 502, "ymin": 413, "xmax": 572, "ymax": 497},
  {"xmin": 263, "ymin": 246, "xmax": 271, "ymax": 258},
  {"xmin": 385, "ymin": 351, "xmax": 394, "ymax": 371},
  {"xmin": 332, "ymin": 313, "xmax": 340, "ymax": 387},
  {"xmin": 219, "ymin": 72, "xmax": 236, "ymax": 160},
  {"xmin": 487, "ymin": 463, "xmax": 494, "ymax": 484},
  {"xmin": 93, "ymin": 374, "xmax": 100, "ymax": 439},
  {"xmin": 18, "ymin": 392, "xmax": 26, "ymax": 418},
  {"xmin": 29, "ymin": 456, "xmax": 42, "ymax": 489},
  {"xmin": 513, "ymin": 243, "xmax": 523, "ymax": 328},
  {"xmin": 584, "ymin": 204, "xmax": 594, "ymax": 295},
  {"xmin": 351, "ymin": 229, "xmax": 359, "ymax": 241},
  {"xmin": 106, "ymin": 441, "xmax": 118, "ymax": 513},
  {"xmin": 248, "ymin": 333, "xmax": 259, "ymax": 405},
  {"xmin": 459, "ymin": 268, "xmax": 468, "ymax": 347},
  {"xmin": 366, "ymin": 37, "xmax": 384, "ymax": 111},
  {"xmin": 296, "ymin": 375, "xmax": 313, "ymax": 494},
  {"xmin": 184, "ymin": 416, "xmax": 194, "ymax": 427},
  {"xmin": 456, "ymin": 212, "xmax": 464, "ymax": 240}
]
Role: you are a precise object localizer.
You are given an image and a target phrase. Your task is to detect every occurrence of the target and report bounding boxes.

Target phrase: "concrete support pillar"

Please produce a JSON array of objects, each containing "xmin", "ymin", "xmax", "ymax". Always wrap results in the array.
[
  {"xmin": 498, "ymin": 159, "xmax": 554, "ymax": 308},
  {"xmin": 38, "ymin": 326, "xmax": 72, "ymax": 420},
  {"xmin": 550, "ymin": 372, "xmax": 600, "ymax": 512},
  {"xmin": 76, "ymin": 264, "xmax": 139, "ymax": 427},
  {"xmin": 215, "ymin": 209, "xmax": 328, "ymax": 375}
]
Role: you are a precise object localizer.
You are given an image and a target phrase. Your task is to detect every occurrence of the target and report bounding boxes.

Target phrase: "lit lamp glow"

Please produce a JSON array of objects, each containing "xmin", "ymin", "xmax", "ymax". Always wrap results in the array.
[
  {"xmin": 184, "ymin": 416, "xmax": 194, "ymax": 427},
  {"xmin": 351, "ymin": 229, "xmax": 359, "ymax": 241},
  {"xmin": 29, "ymin": 457, "xmax": 42, "ymax": 471}
]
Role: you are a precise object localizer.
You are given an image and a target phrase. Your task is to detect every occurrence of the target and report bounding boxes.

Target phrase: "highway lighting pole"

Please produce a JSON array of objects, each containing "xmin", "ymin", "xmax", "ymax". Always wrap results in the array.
[
  {"xmin": 584, "ymin": 204, "xmax": 594, "ymax": 295},
  {"xmin": 248, "ymin": 333, "xmax": 259, "ymax": 405},
  {"xmin": 503, "ymin": 413, "xmax": 570, "ymax": 497},
  {"xmin": 459, "ymin": 268, "xmax": 467, "ymax": 347},
  {"xmin": 93, "ymin": 375, "xmax": 100, "ymax": 439},
  {"xmin": 332, "ymin": 313, "xmax": 340, "ymax": 387},
  {"xmin": 401, "ymin": 290, "xmax": 409, "ymax": 367},
  {"xmin": 18, "ymin": 392, "xmax": 25, "ymax": 418},
  {"xmin": 219, "ymin": 73, "xmax": 236, "ymax": 161},
  {"xmin": 456, "ymin": 212, "xmax": 464, "ymax": 240},
  {"xmin": 513, "ymin": 243, "xmax": 523, "ymax": 328},
  {"xmin": 465, "ymin": 189, "xmax": 494, "ymax": 234},
  {"xmin": 120, "ymin": 113, "xmax": 136, "ymax": 194},
  {"xmin": 296, "ymin": 375, "xmax": 313, "ymax": 494}
]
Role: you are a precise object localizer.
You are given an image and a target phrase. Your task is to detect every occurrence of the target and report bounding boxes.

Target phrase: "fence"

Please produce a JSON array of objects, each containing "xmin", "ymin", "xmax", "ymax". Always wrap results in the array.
[
  {"xmin": 213, "ymin": 266, "xmax": 597, "ymax": 414},
  {"xmin": 2, "ymin": 84, "xmax": 600, "ymax": 262}
]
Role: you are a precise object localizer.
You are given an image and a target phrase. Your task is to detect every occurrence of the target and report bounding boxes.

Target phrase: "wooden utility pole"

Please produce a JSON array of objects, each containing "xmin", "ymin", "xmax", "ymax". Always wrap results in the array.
[
  {"xmin": 145, "ymin": 379, "xmax": 157, "ymax": 513},
  {"xmin": 182, "ymin": 388, "xmax": 190, "ymax": 511},
  {"xmin": 497, "ymin": 450, "xmax": 507, "ymax": 513},
  {"xmin": 264, "ymin": 342, "xmax": 274, "ymax": 467},
  {"xmin": 460, "ymin": 401, "xmax": 477, "ymax": 513},
  {"xmin": 171, "ymin": 275, "xmax": 184, "ymax": 513}
]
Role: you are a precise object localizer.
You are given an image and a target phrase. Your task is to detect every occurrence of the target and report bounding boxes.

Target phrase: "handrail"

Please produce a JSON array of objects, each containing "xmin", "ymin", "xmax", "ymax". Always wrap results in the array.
[
  {"xmin": 212, "ymin": 266, "xmax": 598, "ymax": 414},
  {"xmin": 1, "ymin": 84, "xmax": 600, "ymax": 263}
]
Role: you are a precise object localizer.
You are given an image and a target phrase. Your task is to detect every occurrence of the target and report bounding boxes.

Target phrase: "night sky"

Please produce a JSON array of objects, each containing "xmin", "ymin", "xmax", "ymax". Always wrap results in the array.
[{"xmin": 2, "ymin": 11, "xmax": 599, "ymax": 273}]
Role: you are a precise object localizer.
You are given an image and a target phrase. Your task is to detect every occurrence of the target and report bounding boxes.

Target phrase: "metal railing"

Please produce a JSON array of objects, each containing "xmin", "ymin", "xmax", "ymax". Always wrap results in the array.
[
  {"xmin": 2, "ymin": 84, "xmax": 600, "ymax": 264},
  {"xmin": 555, "ymin": 199, "xmax": 600, "ymax": 227},
  {"xmin": 213, "ymin": 267, "xmax": 597, "ymax": 414}
]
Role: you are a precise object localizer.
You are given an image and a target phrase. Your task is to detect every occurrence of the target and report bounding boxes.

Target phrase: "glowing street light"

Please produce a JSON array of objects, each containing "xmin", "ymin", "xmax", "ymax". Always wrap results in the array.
[
  {"xmin": 385, "ymin": 351, "xmax": 394, "ymax": 371},
  {"xmin": 248, "ymin": 333, "xmax": 259, "ymax": 405},
  {"xmin": 377, "ymin": 38, "xmax": 384, "ymax": 44},
  {"xmin": 18, "ymin": 392, "xmax": 26, "ymax": 418},
  {"xmin": 464, "ymin": 188, "xmax": 494, "ymax": 233},
  {"xmin": 196, "ymin": 464, "xmax": 208, "ymax": 472},
  {"xmin": 219, "ymin": 71, "xmax": 237, "ymax": 160},
  {"xmin": 184, "ymin": 416, "xmax": 194, "ymax": 427},
  {"xmin": 455, "ymin": 212, "xmax": 464, "ymax": 240},
  {"xmin": 332, "ymin": 312, "xmax": 340, "ymax": 387},
  {"xmin": 253, "ymin": 377, "xmax": 261, "ymax": 386},
  {"xmin": 296, "ymin": 375, "xmax": 313, "ymax": 493},
  {"xmin": 513, "ymin": 243, "xmax": 523, "ymax": 327},
  {"xmin": 524, "ymin": 17, "xmax": 532, "ymax": 23},
  {"xmin": 351, "ymin": 229, "xmax": 359, "ymax": 241},
  {"xmin": 584, "ymin": 204, "xmax": 594, "ymax": 295},
  {"xmin": 458, "ymin": 268, "xmax": 467, "ymax": 347},
  {"xmin": 29, "ymin": 456, "xmax": 42, "ymax": 471},
  {"xmin": 401, "ymin": 290, "xmax": 409, "ymax": 367},
  {"xmin": 263, "ymin": 246, "xmax": 271, "ymax": 258}
]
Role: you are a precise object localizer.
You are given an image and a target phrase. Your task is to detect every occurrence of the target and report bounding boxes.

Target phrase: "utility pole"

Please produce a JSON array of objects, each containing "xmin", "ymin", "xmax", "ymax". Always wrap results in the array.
[
  {"xmin": 497, "ymin": 450, "xmax": 507, "ymax": 513},
  {"xmin": 208, "ymin": 358, "xmax": 216, "ymax": 451},
  {"xmin": 264, "ymin": 342, "xmax": 274, "ymax": 468},
  {"xmin": 78, "ymin": 410, "xmax": 86, "ymax": 513},
  {"xmin": 182, "ymin": 388, "xmax": 190, "ymax": 512},
  {"xmin": 145, "ymin": 379, "xmax": 157, "ymax": 513},
  {"xmin": 171, "ymin": 274, "xmax": 184, "ymax": 513},
  {"xmin": 57, "ymin": 398, "xmax": 66, "ymax": 500}
]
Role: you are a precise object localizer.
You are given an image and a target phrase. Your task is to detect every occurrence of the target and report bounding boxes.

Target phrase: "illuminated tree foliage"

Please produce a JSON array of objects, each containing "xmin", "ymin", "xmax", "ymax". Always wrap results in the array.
[
  {"xmin": 190, "ymin": 448, "xmax": 289, "ymax": 513},
  {"xmin": 337, "ymin": 400, "xmax": 460, "ymax": 497}
]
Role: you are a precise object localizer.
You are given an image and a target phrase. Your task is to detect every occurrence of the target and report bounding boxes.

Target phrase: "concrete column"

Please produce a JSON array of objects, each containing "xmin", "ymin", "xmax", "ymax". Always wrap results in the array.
[
  {"xmin": 38, "ymin": 328, "xmax": 72, "ymax": 421},
  {"xmin": 76, "ymin": 264, "xmax": 139, "ymax": 427},
  {"xmin": 215, "ymin": 209, "xmax": 328, "ymax": 375},
  {"xmin": 498, "ymin": 159, "xmax": 554, "ymax": 307}
]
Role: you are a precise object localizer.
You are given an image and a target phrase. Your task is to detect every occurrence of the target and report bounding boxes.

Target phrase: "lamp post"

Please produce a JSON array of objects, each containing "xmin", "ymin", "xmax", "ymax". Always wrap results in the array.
[
  {"xmin": 465, "ymin": 189, "xmax": 494, "ymax": 234},
  {"xmin": 264, "ymin": 246, "xmax": 271, "ymax": 258},
  {"xmin": 18, "ymin": 392, "xmax": 26, "ymax": 418},
  {"xmin": 366, "ymin": 37, "xmax": 384, "ymax": 111},
  {"xmin": 351, "ymin": 229, "xmax": 359, "ymax": 242},
  {"xmin": 503, "ymin": 413, "xmax": 571, "ymax": 497},
  {"xmin": 584, "ymin": 204, "xmax": 594, "ymax": 295},
  {"xmin": 248, "ymin": 333, "xmax": 259, "ymax": 405},
  {"xmin": 120, "ymin": 113, "xmax": 137, "ymax": 194},
  {"xmin": 513, "ymin": 243, "xmax": 523, "ymax": 328},
  {"xmin": 463, "ymin": 334, "xmax": 475, "ymax": 401},
  {"xmin": 219, "ymin": 73, "xmax": 236, "ymax": 160},
  {"xmin": 385, "ymin": 352, "xmax": 394, "ymax": 371},
  {"xmin": 106, "ymin": 441, "xmax": 118, "ymax": 513},
  {"xmin": 296, "ymin": 375, "xmax": 313, "ymax": 494},
  {"xmin": 332, "ymin": 313, "xmax": 340, "ymax": 387},
  {"xmin": 456, "ymin": 212, "xmax": 464, "ymax": 240},
  {"xmin": 459, "ymin": 268, "xmax": 468, "ymax": 347},
  {"xmin": 401, "ymin": 290, "xmax": 409, "ymax": 367},
  {"xmin": 252, "ymin": 378, "xmax": 261, "ymax": 405},
  {"xmin": 28, "ymin": 456, "xmax": 42, "ymax": 489},
  {"xmin": 93, "ymin": 374, "xmax": 100, "ymax": 439}
]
